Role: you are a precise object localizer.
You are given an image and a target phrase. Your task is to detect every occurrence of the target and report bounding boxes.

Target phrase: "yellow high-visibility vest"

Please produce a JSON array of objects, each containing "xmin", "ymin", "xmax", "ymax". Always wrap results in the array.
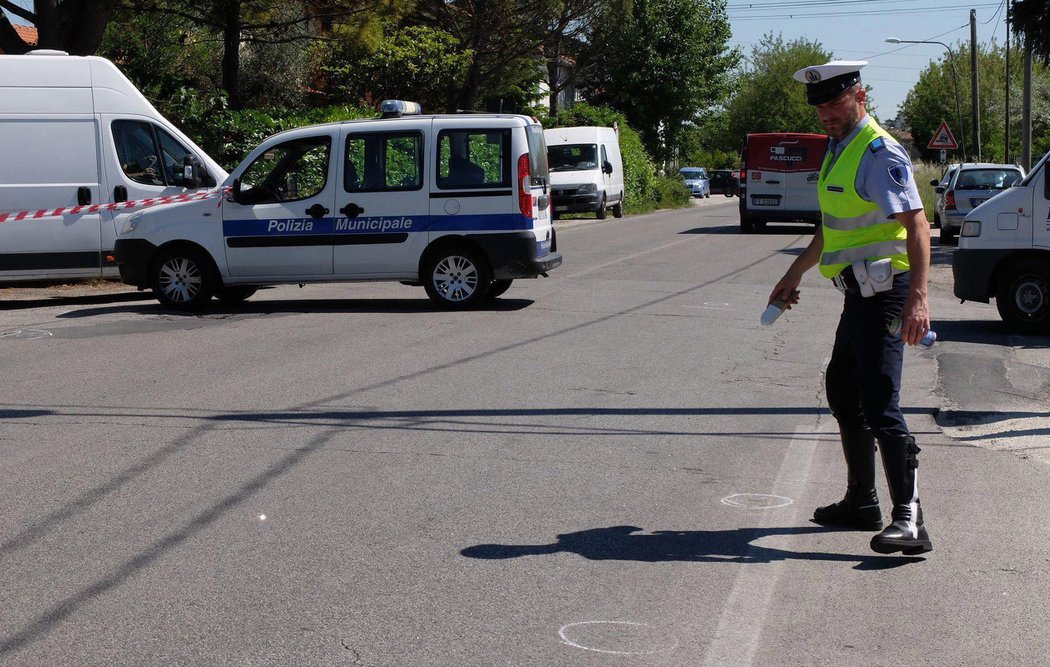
[{"xmin": 817, "ymin": 120, "xmax": 910, "ymax": 279}]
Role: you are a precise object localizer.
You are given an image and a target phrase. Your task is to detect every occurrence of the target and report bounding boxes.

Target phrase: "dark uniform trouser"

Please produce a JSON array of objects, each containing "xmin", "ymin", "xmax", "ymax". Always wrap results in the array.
[
  {"xmin": 824, "ymin": 271, "xmax": 929, "ymax": 552},
  {"xmin": 825, "ymin": 271, "xmax": 909, "ymax": 439}
]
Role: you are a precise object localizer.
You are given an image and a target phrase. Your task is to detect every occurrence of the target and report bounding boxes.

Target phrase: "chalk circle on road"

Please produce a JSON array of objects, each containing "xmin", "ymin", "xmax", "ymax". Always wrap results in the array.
[
  {"xmin": 558, "ymin": 621, "xmax": 678, "ymax": 655},
  {"xmin": 0, "ymin": 329, "xmax": 53, "ymax": 340},
  {"xmin": 721, "ymin": 493, "xmax": 793, "ymax": 509}
]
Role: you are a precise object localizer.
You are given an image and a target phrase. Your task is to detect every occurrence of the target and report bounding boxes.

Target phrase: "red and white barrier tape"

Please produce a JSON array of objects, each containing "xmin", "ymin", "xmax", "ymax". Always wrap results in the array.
[{"xmin": 0, "ymin": 188, "xmax": 227, "ymax": 224}]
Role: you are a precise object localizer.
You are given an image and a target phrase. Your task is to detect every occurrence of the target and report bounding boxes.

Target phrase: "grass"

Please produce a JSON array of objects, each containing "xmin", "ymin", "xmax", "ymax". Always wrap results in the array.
[{"xmin": 913, "ymin": 161, "xmax": 945, "ymax": 220}]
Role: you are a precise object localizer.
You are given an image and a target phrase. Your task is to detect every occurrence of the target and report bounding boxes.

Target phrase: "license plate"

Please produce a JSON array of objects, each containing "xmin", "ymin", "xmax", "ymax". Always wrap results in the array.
[
  {"xmin": 555, "ymin": 206, "xmax": 568, "ymax": 212},
  {"xmin": 753, "ymin": 196, "xmax": 780, "ymax": 206},
  {"xmin": 970, "ymin": 198, "xmax": 988, "ymax": 207}
]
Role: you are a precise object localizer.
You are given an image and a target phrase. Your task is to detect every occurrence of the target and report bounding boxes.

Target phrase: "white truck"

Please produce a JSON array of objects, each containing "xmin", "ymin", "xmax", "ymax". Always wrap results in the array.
[
  {"xmin": 0, "ymin": 51, "xmax": 226, "ymax": 283},
  {"xmin": 544, "ymin": 126, "xmax": 625, "ymax": 219},
  {"xmin": 952, "ymin": 150, "xmax": 1050, "ymax": 332}
]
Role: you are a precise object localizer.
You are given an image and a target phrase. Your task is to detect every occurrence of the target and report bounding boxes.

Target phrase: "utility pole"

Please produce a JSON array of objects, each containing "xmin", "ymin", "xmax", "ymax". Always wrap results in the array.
[
  {"xmin": 1005, "ymin": 4, "xmax": 1011, "ymax": 163},
  {"xmin": 970, "ymin": 9, "xmax": 981, "ymax": 161},
  {"xmin": 1022, "ymin": 36, "xmax": 1033, "ymax": 170}
]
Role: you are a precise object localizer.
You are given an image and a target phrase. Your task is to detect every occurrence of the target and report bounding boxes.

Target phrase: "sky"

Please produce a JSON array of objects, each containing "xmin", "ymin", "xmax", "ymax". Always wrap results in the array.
[
  {"xmin": 5, "ymin": 0, "xmax": 1012, "ymax": 126},
  {"xmin": 727, "ymin": 0, "xmax": 1013, "ymax": 124}
]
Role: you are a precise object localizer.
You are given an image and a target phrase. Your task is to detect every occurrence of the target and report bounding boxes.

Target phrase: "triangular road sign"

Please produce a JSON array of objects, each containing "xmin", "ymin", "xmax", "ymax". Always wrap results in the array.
[{"xmin": 927, "ymin": 121, "xmax": 959, "ymax": 149}]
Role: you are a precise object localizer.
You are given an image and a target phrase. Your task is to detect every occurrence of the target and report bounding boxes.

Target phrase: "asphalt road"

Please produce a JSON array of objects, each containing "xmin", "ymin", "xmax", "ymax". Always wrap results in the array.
[{"xmin": 1, "ymin": 198, "xmax": 1048, "ymax": 666}]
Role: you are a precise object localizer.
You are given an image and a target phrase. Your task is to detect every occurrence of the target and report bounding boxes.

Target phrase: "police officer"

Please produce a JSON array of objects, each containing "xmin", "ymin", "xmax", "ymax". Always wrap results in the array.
[{"xmin": 768, "ymin": 61, "xmax": 934, "ymax": 555}]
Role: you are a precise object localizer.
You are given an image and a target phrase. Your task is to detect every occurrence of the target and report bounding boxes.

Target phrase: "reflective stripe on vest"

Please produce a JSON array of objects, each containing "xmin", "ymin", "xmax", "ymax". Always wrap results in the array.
[{"xmin": 818, "ymin": 119, "xmax": 910, "ymax": 279}]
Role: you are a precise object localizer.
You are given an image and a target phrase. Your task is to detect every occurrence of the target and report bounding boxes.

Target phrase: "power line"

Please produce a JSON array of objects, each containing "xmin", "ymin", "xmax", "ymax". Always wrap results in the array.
[
  {"xmin": 729, "ymin": 0, "xmax": 970, "ymax": 10},
  {"xmin": 729, "ymin": 3, "xmax": 1001, "ymax": 20}
]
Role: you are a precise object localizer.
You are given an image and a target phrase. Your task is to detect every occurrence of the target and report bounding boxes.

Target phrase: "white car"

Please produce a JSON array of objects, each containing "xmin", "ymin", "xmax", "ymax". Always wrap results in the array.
[
  {"xmin": 939, "ymin": 163, "xmax": 1025, "ymax": 244},
  {"xmin": 680, "ymin": 167, "xmax": 710, "ymax": 198}
]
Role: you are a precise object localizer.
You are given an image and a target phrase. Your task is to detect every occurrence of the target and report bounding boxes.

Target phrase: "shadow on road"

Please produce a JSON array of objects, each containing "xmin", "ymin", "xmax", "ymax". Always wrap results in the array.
[
  {"xmin": 0, "ymin": 291, "xmax": 150, "ymax": 311},
  {"xmin": 462, "ymin": 524, "xmax": 922, "ymax": 569},
  {"xmin": 55, "ymin": 297, "xmax": 536, "ymax": 319},
  {"xmin": 934, "ymin": 319, "xmax": 1050, "ymax": 348}
]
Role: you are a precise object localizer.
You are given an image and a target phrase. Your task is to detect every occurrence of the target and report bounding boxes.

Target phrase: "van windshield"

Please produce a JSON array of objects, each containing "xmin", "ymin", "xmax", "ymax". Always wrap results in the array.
[
  {"xmin": 548, "ymin": 143, "xmax": 598, "ymax": 171},
  {"xmin": 1019, "ymin": 152, "xmax": 1049, "ymax": 187}
]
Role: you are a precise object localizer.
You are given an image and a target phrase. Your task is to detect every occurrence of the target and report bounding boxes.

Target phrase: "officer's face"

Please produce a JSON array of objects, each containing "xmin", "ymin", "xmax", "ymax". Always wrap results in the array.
[{"xmin": 815, "ymin": 87, "xmax": 866, "ymax": 140}]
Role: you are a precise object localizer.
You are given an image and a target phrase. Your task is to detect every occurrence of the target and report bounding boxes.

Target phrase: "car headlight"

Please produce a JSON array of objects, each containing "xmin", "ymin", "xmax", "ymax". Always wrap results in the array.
[
  {"xmin": 121, "ymin": 212, "xmax": 144, "ymax": 235},
  {"xmin": 577, "ymin": 183, "xmax": 597, "ymax": 194},
  {"xmin": 961, "ymin": 220, "xmax": 981, "ymax": 237}
]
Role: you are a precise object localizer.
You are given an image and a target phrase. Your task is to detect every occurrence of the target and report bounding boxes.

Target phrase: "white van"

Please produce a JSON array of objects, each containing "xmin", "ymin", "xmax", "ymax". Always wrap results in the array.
[
  {"xmin": 738, "ymin": 132, "xmax": 827, "ymax": 233},
  {"xmin": 114, "ymin": 100, "xmax": 560, "ymax": 309},
  {"xmin": 953, "ymin": 151, "xmax": 1050, "ymax": 332},
  {"xmin": 0, "ymin": 52, "xmax": 226, "ymax": 283},
  {"xmin": 544, "ymin": 126, "xmax": 624, "ymax": 219}
]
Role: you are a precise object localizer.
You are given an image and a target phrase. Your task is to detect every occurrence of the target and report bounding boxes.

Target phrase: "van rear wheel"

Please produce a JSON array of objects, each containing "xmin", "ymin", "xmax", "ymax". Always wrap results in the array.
[
  {"xmin": 152, "ymin": 246, "xmax": 216, "ymax": 309},
  {"xmin": 996, "ymin": 260, "xmax": 1050, "ymax": 333},
  {"xmin": 612, "ymin": 197, "xmax": 624, "ymax": 218},
  {"xmin": 422, "ymin": 245, "xmax": 492, "ymax": 309}
]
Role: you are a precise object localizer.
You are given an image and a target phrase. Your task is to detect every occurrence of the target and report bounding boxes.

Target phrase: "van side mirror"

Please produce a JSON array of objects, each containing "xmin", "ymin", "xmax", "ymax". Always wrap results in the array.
[
  {"xmin": 178, "ymin": 154, "xmax": 203, "ymax": 189},
  {"xmin": 231, "ymin": 178, "xmax": 244, "ymax": 204},
  {"xmin": 602, "ymin": 160, "xmax": 613, "ymax": 174},
  {"xmin": 929, "ymin": 179, "xmax": 939, "ymax": 187}
]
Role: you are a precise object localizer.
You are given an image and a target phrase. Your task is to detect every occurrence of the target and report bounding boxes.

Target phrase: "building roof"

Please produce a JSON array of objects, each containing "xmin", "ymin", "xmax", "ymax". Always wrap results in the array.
[{"xmin": 12, "ymin": 23, "xmax": 38, "ymax": 47}]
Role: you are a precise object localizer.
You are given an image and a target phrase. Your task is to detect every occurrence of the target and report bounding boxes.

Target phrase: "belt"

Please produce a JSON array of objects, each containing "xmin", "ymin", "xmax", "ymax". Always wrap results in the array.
[
  {"xmin": 832, "ymin": 265, "xmax": 862, "ymax": 294},
  {"xmin": 832, "ymin": 265, "xmax": 909, "ymax": 295}
]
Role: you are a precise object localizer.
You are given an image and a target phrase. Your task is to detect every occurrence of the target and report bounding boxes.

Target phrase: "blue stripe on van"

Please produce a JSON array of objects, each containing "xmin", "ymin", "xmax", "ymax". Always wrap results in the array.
[{"xmin": 223, "ymin": 213, "xmax": 534, "ymax": 238}]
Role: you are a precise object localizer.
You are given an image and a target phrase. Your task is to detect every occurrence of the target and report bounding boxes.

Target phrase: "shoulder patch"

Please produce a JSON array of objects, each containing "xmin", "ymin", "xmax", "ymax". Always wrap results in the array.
[{"xmin": 869, "ymin": 137, "xmax": 885, "ymax": 153}]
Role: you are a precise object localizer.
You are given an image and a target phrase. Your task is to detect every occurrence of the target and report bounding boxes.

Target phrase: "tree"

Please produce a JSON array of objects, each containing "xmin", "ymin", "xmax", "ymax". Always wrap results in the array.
[
  {"xmin": 323, "ymin": 25, "xmax": 472, "ymax": 112},
  {"xmin": 539, "ymin": 0, "xmax": 605, "ymax": 115},
  {"xmin": 0, "ymin": 0, "xmax": 117, "ymax": 55},
  {"xmin": 720, "ymin": 34, "xmax": 831, "ymax": 150},
  {"xmin": 410, "ymin": 0, "xmax": 565, "ymax": 112},
  {"xmin": 579, "ymin": 0, "xmax": 736, "ymax": 163},
  {"xmin": 900, "ymin": 41, "xmax": 1050, "ymax": 163},
  {"xmin": 125, "ymin": 0, "xmax": 393, "ymax": 109},
  {"xmin": 1011, "ymin": 0, "xmax": 1050, "ymax": 62}
]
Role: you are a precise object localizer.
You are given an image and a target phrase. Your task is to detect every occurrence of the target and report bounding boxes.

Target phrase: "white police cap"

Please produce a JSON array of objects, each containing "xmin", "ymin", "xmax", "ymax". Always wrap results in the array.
[{"xmin": 792, "ymin": 60, "xmax": 868, "ymax": 105}]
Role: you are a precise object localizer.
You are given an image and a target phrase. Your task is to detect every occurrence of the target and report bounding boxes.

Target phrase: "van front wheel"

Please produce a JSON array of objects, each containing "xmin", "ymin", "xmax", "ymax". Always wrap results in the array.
[
  {"xmin": 152, "ymin": 246, "xmax": 216, "ymax": 308},
  {"xmin": 996, "ymin": 260, "xmax": 1050, "ymax": 333},
  {"xmin": 596, "ymin": 194, "xmax": 607, "ymax": 219},
  {"xmin": 423, "ymin": 246, "xmax": 492, "ymax": 309}
]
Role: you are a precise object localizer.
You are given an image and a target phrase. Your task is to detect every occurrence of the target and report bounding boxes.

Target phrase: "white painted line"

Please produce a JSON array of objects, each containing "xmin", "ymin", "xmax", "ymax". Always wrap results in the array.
[
  {"xmin": 702, "ymin": 422, "xmax": 828, "ymax": 667},
  {"xmin": 720, "ymin": 493, "xmax": 794, "ymax": 509},
  {"xmin": 558, "ymin": 621, "xmax": 679, "ymax": 655}
]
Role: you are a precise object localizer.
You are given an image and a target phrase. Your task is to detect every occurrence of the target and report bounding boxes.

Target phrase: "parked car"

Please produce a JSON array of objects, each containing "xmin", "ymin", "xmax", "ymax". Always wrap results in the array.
[
  {"xmin": 546, "ymin": 126, "xmax": 625, "ymax": 219},
  {"xmin": 680, "ymin": 167, "xmax": 710, "ymax": 198},
  {"xmin": 938, "ymin": 163, "xmax": 1025, "ymax": 244},
  {"xmin": 709, "ymin": 169, "xmax": 738, "ymax": 196},
  {"xmin": 929, "ymin": 164, "xmax": 960, "ymax": 229}
]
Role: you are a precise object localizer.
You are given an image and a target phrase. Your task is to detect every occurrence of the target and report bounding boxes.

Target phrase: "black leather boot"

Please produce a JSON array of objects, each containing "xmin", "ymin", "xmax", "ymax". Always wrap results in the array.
[
  {"xmin": 813, "ymin": 428, "xmax": 883, "ymax": 530},
  {"xmin": 871, "ymin": 435, "xmax": 933, "ymax": 555}
]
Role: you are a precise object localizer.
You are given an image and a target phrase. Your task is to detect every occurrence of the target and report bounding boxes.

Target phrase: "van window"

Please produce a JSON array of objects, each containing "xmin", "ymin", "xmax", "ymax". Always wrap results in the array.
[
  {"xmin": 437, "ymin": 129, "xmax": 510, "ymax": 189},
  {"xmin": 238, "ymin": 135, "xmax": 331, "ymax": 204},
  {"xmin": 549, "ymin": 144, "xmax": 598, "ymax": 172},
  {"xmin": 113, "ymin": 120, "xmax": 197, "ymax": 188},
  {"xmin": 113, "ymin": 120, "xmax": 166, "ymax": 186},
  {"xmin": 345, "ymin": 131, "xmax": 423, "ymax": 192}
]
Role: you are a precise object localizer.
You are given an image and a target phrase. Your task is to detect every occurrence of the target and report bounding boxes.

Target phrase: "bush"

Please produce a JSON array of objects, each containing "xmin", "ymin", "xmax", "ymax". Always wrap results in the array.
[
  {"xmin": 156, "ymin": 89, "xmax": 376, "ymax": 172},
  {"xmin": 652, "ymin": 175, "xmax": 693, "ymax": 210}
]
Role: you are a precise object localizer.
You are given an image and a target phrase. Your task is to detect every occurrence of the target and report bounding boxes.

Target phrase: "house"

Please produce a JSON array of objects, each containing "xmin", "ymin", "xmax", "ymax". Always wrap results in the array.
[{"xmin": 0, "ymin": 24, "xmax": 38, "ymax": 53}]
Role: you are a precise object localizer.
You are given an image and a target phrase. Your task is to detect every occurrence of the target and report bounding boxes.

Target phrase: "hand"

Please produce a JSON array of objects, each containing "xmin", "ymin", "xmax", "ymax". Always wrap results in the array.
[
  {"xmin": 768, "ymin": 273, "xmax": 801, "ymax": 310},
  {"xmin": 899, "ymin": 291, "xmax": 930, "ymax": 346}
]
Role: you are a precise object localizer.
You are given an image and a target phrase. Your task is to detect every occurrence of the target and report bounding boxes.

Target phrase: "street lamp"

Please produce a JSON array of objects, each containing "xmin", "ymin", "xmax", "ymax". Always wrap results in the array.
[{"xmin": 886, "ymin": 37, "xmax": 967, "ymax": 160}]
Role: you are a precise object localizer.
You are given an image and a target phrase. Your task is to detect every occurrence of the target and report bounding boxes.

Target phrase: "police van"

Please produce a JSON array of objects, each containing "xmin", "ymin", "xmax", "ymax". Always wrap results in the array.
[
  {"xmin": 114, "ymin": 101, "xmax": 560, "ymax": 309},
  {"xmin": 738, "ymin": 132, "xmax": 827, "ymax": 233}
]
